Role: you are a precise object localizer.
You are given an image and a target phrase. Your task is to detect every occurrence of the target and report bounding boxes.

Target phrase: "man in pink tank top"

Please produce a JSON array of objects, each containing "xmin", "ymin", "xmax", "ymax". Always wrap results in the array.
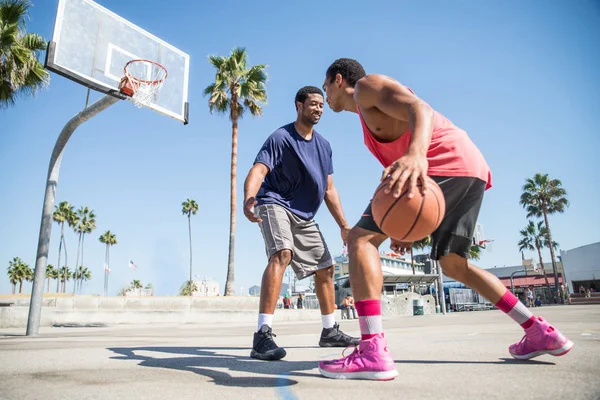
[{"xmin": 317, "ymin": 58, "xmax": 573, "ymax": 381}]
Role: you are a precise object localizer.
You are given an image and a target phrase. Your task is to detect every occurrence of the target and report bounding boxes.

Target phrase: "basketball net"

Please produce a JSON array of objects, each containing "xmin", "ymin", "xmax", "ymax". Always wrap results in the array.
[{"xmin": 123, "ymin": 60, "xmax": 168, "ymax": 108}]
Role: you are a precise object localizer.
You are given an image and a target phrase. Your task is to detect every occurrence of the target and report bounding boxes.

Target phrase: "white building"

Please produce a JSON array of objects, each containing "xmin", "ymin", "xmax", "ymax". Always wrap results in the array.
[
  {"xmin": 560, "ymin": 242, "xmax": 600, "ymax": 294},
  {"xmin": 192, "ymin": 279, "xmax": 220, "ymax": 297}
]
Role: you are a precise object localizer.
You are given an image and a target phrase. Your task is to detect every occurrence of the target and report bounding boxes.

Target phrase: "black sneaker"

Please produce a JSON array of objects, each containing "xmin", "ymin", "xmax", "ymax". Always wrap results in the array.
[
  {"xmin": 250, "ymin": 325, "xmax": 287, "ymax": 361},
  {"xmin": 318, "ymin": 323, "xmax": 360, "ymax": 347}
]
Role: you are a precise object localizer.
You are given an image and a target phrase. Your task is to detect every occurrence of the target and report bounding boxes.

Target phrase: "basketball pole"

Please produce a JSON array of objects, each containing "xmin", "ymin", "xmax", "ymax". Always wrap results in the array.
[
  {"xmin": 436, "ymin": 261, "xmax": 446, "ymax": 315},
  {"xmin": 26, "ymin": 94, "xmax": 120, "ymax": 336}
]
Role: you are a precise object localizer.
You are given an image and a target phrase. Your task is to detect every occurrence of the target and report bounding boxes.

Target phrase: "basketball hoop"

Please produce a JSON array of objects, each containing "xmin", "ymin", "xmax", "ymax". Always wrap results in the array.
[
  {"xmin": 119, "ymin": 59, "xmax": 168, "ymax": 108},
  {"xmin": 478, "ymin": 239, "xmax": 494, "ymax": 252}
]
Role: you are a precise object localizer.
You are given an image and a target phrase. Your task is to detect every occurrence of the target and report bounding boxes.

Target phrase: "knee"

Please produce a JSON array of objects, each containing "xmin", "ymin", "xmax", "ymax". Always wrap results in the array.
[
  {"xmin": 269, "ymin": 249, "xmax": 292, "ymax": 269},
  {"xmin": 347, "ymin": 227, "xmax": 370, "ymax": 255},
  {"xmin": 440, "ymin": 254, "xmax": 469, "ymax": 281},
  {"xmin": 315, "ymin": 265, "xmax": 334, "ymax": 282}
]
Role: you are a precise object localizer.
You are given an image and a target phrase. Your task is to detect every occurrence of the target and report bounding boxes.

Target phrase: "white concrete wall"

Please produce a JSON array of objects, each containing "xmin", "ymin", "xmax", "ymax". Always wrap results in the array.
[
  {"xmin": 561, "ymin": 242, "xmax": 600, "ymax": 293},
  {"xmin": 0, "ymin": 294, "xmax": 437, "ymax": 328}
]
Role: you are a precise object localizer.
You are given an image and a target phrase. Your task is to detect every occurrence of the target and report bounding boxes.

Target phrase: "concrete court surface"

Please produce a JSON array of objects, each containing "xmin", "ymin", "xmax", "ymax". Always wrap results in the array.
[{"xmin": 0, "ymin": 305, "xmax": 599, "ymax": 400}]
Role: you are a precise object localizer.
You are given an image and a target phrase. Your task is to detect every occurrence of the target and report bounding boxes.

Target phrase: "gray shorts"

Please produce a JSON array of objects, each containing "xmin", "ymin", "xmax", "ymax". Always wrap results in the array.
[{"xmin": 256, "ymin": 204, "xmax": 333, "ymax": 280}]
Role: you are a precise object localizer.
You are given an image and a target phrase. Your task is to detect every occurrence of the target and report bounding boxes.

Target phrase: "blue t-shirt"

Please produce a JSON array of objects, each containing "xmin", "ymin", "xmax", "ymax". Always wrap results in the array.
[{"xmin": 254, "ymin": 123, "xmax": 334, "ymax": 220}]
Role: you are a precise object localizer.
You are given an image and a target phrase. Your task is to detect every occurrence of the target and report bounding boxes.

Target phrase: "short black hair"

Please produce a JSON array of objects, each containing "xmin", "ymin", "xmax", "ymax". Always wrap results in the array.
[
  {"xmin": 295, "ymin": 86, "xmax": 324, "ymax": 110},
  {"xmin": 326, "ymin": 58, "xmax": 366, "ymax": 87}
]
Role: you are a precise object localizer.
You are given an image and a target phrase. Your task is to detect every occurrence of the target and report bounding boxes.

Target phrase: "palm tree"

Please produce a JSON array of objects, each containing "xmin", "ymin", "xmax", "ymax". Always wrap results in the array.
[
  {"xmin": 45, "ymin": 264, "xmax": 56, "ymax": 293},
  {"xmin": 518, "ymin": 220, "xmax": 552, "ymax": 293},
  {"xmin": 179, "ymin": 280, "xmax": 198, "ymax": 296},
  {"xmin": 204, "ymin": 47, "xmax": 268, "ymax": 296},
  {"xmin": 24, "ymin": 263, "xmax": 33, "ymax": 291},
  {"xmin": 130, "ymin": 280, "xmax": 143, "ymax": 289},
  {"xmin": 8, "ymin": 257, "xmax": 31, "ymax": 294},
  {"xmin": 76, "ymin": 266, "xmax": 91, "ymax": 293},
  {"xmin": 7, "ymin": 257, "xmax": 20, "ymax": 294},
  {"xmin": 99, "ymin": 230, "xmax": 117, "ymax": 296},
  {"xmin": 52, "ymin": 201, "xmax": 77, "ymax": 293},
  {"xmin": 58, "ymin": 266, "xmax": 71, "ymax": 293},
  {"xmin": 181, "ymin": 198, "xmax": 198, "ymax": 296},
  {"xmin": 520, "ymin": 173, "xmax": 569, "ymax": 300},
  {"xmin": 0, "ymin": 0, "xmax": 49, "ymax": 108},
  {"xmin": 73, "ymin": 207, "xmax": 95, "ymax": 293}
]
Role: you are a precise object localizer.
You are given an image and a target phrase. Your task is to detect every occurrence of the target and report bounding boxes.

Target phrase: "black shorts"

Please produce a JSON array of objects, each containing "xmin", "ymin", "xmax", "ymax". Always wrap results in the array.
[{"xmin": 356, "ymin": 176, "xmax": 486, "ymax": 260}]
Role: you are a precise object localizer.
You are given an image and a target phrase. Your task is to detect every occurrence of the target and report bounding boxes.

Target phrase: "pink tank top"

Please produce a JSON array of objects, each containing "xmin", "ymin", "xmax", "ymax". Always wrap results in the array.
[{"xmin": 358, "ymin": 105, "xmax": 492, "ymax": 190}]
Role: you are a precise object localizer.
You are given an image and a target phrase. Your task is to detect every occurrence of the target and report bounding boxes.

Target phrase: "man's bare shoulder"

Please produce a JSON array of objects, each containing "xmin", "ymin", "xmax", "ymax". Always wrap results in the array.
[{"xmin": 355, "ymin": 74, "xmax": 408, "ymax": 107}]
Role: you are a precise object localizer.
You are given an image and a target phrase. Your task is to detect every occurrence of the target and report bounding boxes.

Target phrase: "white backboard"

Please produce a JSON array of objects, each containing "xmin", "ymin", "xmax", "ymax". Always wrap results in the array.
[{"xmin": 46, "ymin": 0, "xmax": 190, "ymax": 124}]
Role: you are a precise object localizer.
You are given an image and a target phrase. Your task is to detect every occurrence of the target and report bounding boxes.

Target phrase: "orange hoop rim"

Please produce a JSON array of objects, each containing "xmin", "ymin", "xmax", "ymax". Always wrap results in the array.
[{"xmin": 123, "ymin": 59, "xmax": 168, "ymax": 85}]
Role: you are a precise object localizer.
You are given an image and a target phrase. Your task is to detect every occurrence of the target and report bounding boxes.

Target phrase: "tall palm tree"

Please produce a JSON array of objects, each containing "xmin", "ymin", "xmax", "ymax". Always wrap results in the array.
[
  {"xmin": 99, "ymin": 230, "xmax": 117, "ymax": 296},
  {"xmin": 52, "ymin": 201, "xmax": 77, "ymax": 293},
  {"xmin": 204, "ymin": 47, "xmax": 268, "ymax": 296},
  {"xmin": 518, "ymin": 220, "xmax": 552, "ymax": 292},
  {"xmin": 0, "ymin": 0, "xmax": 49, "ymax": 108},
  {"xmin": 73, "ymin": 207, "xmax": 95, "ymax": 293},
  {"xmin": 520, "ymin": 173, "xmax": 569, "ymax": 300},
  {"xmin": 7, "ymin": 257, "xmax": 20, "ymax": 294},
  {"xmin": 11, "ymin": 258, "xmax": 32, "ymax": 294},
  {"xmin": 45, "ymin": 264, "xmax": 56, "ymax": 293},
  {"xmin": 181, "ymin": 198, "xmax": 198, "ymax": 297}
]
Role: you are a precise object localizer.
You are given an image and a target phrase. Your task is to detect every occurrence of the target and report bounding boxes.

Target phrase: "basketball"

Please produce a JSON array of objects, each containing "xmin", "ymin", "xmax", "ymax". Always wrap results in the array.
[{"xmin": 371, "ymin": 177, "xmax": 446, "ymax": 242}]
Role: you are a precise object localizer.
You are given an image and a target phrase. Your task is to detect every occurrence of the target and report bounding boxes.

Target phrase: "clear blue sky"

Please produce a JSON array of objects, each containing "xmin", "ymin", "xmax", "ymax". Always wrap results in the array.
[{"xmin": 2, "ymin": 0, "xmax": 599, "ymax": 296}]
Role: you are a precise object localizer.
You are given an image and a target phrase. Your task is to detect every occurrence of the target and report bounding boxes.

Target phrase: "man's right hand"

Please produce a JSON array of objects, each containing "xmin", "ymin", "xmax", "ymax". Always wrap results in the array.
[{"xmin": 243, "ymin": 197, "xmax": 262, "ymax": 223}]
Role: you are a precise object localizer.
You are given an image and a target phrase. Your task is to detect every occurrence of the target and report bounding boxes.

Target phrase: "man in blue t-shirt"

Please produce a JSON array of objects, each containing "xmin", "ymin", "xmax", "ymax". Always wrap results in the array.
[{"xmin": 243, "ymin": 86, "xmax": 358, "ymax": 361}]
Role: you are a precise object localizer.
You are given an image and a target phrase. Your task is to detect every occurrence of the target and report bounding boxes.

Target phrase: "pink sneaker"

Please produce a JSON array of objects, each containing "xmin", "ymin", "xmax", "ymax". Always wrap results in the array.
[
  {"xmin": 509, "ymin": 316, "xmax": 574, "ymax": 360},
  {"xmin": 318, "ymin": 334, "xmax": 398, "ymax": 380}
]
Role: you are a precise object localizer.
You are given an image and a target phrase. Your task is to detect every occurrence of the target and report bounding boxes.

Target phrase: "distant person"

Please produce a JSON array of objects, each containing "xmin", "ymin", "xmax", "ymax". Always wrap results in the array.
[
  {"xmin": 243, "ymin": 86, "xmax": 359, "ymax": 361},
  {"xmin": 282, "ymin": 294, "xmax": 291, "ymax": 309},
  {"xmin": 297, "ymin": 294, "xmax": 304, "ymax": 309},
  {"xmin": 342, "ymin": 294, "xmax": 358, "ymax": 319},
  {"xmin": 526, "ymin": 288, "xmax": 534, "ymax": 308}
]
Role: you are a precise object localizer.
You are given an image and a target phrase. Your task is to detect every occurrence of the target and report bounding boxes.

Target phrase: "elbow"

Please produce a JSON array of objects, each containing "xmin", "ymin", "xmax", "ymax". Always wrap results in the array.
[{"xmin": 410, "ymin": 101, "xmax": 434, "ymax": 124}]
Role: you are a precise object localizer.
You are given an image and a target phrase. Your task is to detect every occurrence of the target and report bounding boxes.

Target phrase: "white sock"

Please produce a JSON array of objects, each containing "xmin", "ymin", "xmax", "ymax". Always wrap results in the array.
[
  {"xmin": 321, "ymin": 312, "xmax": 336, "ymax": 329},
  {"xmin": 257, "ymin": 313, "xmax": 273, "ymax": 331}
]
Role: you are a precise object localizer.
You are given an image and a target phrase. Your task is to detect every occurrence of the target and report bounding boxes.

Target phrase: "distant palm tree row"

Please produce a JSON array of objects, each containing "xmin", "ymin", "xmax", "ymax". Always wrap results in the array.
[
  {"xmin": 6, "ymin": 200, "xmax": 119, "ymax": 295},
  {"xmin": 519, "ymin": 173, "xmax": 569, "ymax": 300}
]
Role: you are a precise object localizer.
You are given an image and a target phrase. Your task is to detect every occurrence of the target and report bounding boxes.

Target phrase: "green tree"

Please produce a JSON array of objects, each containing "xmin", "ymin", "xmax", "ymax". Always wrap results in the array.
[
  {"xmin": 520, "ymin": 173, "xmax": 569, "ymax": 300},
  {"xmin": 58, "ymin": 266, "xmax": 71, "ymax": 292},
  {"xmin": 7, "ymin": 257, "xmax": 19, "ymax": 294},
  {"xmin": 204, "ymin": 47, "xmax": 267, "ymax": 296},
  {"xmin": 73, "ymin": 265, "xmax": 91, "ymax": 293},
  {"xmin": 181, "ymin": 198, "xmax": 199, "ymax": 297},
  {"xmin": 130, "ymin": 279, "xmax": 143, "ymax": 289},
  {"xmin": 468, "ymin": 245, "xmax": 481, "ymax": 261},
  {"xmin": 179, "ymin": 280, "xmax": 198, "ymax": 296},
  {"xmin": 99, "ymin": 230, "xmax": 117, "ymax": 296},
  {"xmin": 45, "ymin": 264, "xmax": 56, "ymax": 293},
  {"xmin": 0, "ymin": 0, "xmax": 49, "ymax": 108}
]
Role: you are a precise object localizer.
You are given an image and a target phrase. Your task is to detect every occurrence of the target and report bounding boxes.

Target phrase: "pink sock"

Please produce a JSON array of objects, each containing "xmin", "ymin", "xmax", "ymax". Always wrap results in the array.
[
  {"xmin": 355, "ymin": 299, "xmax": 384, "ymax": 340},
  {"xmin": 495, "ymin": 290, "xmax": 536, "ymax": 329}
]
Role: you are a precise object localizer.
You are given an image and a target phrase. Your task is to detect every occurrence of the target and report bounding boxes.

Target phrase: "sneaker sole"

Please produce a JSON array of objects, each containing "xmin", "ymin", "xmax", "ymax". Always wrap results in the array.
[
  {"xmin": 510, "ymin": 340, "xmax": 574, "ymax": 360},
  {"xmin": 250, "ymin": 348, "xmax": 287, "ymax": 361},
  {"xmin": 318, "ymin": 367, "xmax": 398, "ymax": 381},
  {"xmin": 318, "ymin": 341, "xmax": 360, "ymax": 348}
]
